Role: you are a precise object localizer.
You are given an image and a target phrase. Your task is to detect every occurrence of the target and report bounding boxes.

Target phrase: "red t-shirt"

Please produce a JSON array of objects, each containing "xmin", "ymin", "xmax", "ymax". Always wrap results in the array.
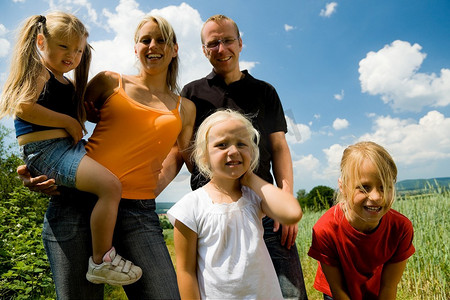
[{"xmin": 308, "ymin": 204, "xmax": 415, "ymax": 300}]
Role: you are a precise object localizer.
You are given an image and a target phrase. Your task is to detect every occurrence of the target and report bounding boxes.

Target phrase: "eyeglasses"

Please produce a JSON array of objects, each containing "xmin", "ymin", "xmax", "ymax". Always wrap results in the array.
[{"xmin": 203, "ymin": 38, "xmax": 238, "ymax": 51}]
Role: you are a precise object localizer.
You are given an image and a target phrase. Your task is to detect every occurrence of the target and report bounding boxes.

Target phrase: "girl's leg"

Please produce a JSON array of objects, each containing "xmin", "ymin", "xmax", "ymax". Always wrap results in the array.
[
  {"xmin": 75, "ymin": 155, "xmax": 121, "ymax": 263},
  {"xmin": 114, "ymin": 199, "xmax": 180, "ymax": 300},
  {"xmin": 42, "ymin": 191, "xmax": 104, "ymax": 299}
]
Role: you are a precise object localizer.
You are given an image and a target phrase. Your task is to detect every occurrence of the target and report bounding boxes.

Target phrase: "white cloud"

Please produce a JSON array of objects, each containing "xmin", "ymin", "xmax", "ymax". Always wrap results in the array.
[
  {"xmin": 320, "ymin": 2, "xmax": 338, "ymax": 18},
  {"xmin": 313, "ymin": 111, "xmax": 450, "ymax": 187},
  {"xmin": 359, "ymin": 40, "xmax": 450, "ymax": 112},
  {"xmin": 284, "ymin": 24, "xmax": 294, "ymax": 32},
  {"xmin": 48, "ymin": 0, "xmax": 100, "ymax": 26},
  {"xmin": 334, "ymin": 89, "xmax": 344, "ymax": 100},
  {"xmin": 0, "ymin": 24, "xmax": 10, "ymax": 58},
  {"xmin": 293, "ymin": 154, "xmax": 321, "ymax": 179},
  {"xmin": 86, "ymin": 1, "xmax": 256, "ymax": 87},
  {"xmin": 319, "ymin": 143, "xmax": 346, "ymax": 184},
  {"xmin": 285, "ymin": 114, "xmax": 311, "ymax": 144},
  {"xmin": 358, "ymin": 111, "xmax": 450, "ymax": 165},
  {"xmin": 332, "ymin": 118, "xmax": 349, "ymax": 130}
]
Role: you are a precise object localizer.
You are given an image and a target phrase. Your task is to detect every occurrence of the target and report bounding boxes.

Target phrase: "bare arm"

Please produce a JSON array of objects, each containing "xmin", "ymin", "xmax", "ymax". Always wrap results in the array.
[
  {"xmin": 269, "ymin": 131, "xmax": 301, "ymax": 247},
  {"xmin": 378, "ymin": 260, "xmax": 408, "ymax": 300},
  {"xmin": 177, "ymin": 97, "xmax": 196, "ymax": 173},
  {"xmin": 154, "ymin": 98, "xmax": 196, "ymax": 196},
  {"xmin": 321, "ymin": 262, "xmax": 351, "ymax": 300},
  {"xmin": 173, "ymin": 220, "xmax": 200, "ymax": 299},
  {"xmin": 17, "ymin": 102, "xmax": 83, "ymax": 142},
  {"xmin": 154, "ymin": 143, "xmax": 184, "ymax": 197},
  {"xmin": 241, "ymin": 172, "xmax": 302, "ymax": 225},
  {"xmin": 16, "ymin": 68, "xmax": 83, "ymax": 142}
]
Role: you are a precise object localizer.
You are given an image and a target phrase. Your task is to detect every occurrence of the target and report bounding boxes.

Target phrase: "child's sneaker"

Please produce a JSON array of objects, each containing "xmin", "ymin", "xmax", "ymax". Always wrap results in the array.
[{"xmin": 86, "ymin": 247, "xmax": 142, "ymax": 286}]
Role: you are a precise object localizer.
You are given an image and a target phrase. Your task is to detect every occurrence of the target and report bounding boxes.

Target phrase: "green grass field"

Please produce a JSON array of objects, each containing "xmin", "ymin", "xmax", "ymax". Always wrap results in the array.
[{"xmin": 107, "ymin": 192, "xmax": 449, "ymax": 299}]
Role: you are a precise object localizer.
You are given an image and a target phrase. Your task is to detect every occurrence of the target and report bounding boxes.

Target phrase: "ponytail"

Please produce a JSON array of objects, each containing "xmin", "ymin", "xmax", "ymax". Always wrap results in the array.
[{"xmin": 0, "ymin": 15, "xmax": 47, "ymax": 118}]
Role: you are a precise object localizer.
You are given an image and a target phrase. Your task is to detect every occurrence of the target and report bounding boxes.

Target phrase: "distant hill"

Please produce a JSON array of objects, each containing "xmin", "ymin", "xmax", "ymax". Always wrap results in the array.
[
  {"xmin": 396, "ymin": 177, "xmax": 450, "ymax": 193},
  {"xmin": 156, "ymin": 202, "xmax": 175, "ymax": 215}
]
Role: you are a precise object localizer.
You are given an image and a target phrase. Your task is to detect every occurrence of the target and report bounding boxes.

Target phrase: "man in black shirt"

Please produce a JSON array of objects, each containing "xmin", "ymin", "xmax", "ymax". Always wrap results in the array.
[{"xmin": 182, "ymin": 14, "xmax": 308, "ymax": 299}]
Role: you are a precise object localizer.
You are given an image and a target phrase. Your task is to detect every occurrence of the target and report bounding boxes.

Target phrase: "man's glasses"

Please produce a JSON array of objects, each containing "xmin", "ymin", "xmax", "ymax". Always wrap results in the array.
[{"xmin": 203, "ymin": 38, "xmax": 238, "ymax": 51}]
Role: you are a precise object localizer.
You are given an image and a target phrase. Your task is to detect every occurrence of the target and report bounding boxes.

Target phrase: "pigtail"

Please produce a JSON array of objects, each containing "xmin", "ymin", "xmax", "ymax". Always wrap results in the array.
[
  {"xmin": 73, "ymin": 42, "xmax": 92, "ymax": 133},
  {"xmin": 0, "ymin": 15, "xmax": 46, "ymax": 118}
]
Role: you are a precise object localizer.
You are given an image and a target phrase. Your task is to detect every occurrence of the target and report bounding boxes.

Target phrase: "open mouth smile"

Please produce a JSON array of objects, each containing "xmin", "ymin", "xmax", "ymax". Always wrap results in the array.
[{"xmin": 146, "ymin": 53, "xmax": 163, "ymax": 59}]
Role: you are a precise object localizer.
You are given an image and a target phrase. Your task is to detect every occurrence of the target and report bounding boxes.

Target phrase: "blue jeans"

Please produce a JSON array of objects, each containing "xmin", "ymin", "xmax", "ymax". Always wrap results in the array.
[
  {"xmin": 42, "ymin": 188, "xmax": 180, "ymax": 299},
  {"xmin": 263, "ymin": 216, "xmax": 308, "ymax": 300}
]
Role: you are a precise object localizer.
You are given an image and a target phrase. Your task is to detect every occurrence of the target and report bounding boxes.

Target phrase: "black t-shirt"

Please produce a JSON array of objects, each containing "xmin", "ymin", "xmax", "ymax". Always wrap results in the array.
[
  {"xmin": 181, "ymin": 70, "xmax": 287, "ymax": 189},
  {"xmin": 14, "ymin": 70, "xmax": 77, "ymax": 137}
]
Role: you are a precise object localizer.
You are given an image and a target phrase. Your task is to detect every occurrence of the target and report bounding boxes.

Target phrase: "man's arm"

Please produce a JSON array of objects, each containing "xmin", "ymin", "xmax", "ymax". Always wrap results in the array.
[
  {"xmin": 269, "ymin": 131, "xmax": 301, "ymax": 248},
  {"xmin": 17, "ymin": 165, "xmax": 59, "ymax": 195}
]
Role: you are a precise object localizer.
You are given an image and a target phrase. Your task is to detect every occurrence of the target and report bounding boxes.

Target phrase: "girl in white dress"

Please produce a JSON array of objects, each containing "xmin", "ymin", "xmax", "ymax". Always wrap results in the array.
[{"xmin": 168, "ymin": 109, "xmax": 303, "ymax": 299}]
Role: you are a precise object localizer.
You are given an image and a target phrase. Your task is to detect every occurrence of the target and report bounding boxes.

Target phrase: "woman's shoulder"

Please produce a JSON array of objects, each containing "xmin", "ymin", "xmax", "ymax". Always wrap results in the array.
[{"xmin": 88, "ymin": 71, "xmax": 120, "ymax": 88}]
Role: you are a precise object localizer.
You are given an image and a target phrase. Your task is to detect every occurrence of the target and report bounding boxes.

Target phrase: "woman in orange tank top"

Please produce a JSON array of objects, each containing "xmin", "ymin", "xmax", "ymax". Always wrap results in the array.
[{"xmin": 18, "ymin": 15, "xmax": 195, "ymax": 299}]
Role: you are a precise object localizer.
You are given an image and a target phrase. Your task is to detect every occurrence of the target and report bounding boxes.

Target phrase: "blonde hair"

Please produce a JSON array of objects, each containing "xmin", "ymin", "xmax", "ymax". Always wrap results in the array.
[
  {"xmin": 337, "ymin": 141, "xmax": 398, "ymax": 209},
  {"xmin": 193, "ymin": 109, "xmax": 260, "ymax": 180},
  {"xmin": 201, "ymin": 14, "xmax": 240, "ymax": 43},
  {"xmin": 0, "ymin": 12, "xmax": 91, "ymax": 130},
  {"xmin": 134, "ymin": 15, "xmax": 179, "ymax": 93}
]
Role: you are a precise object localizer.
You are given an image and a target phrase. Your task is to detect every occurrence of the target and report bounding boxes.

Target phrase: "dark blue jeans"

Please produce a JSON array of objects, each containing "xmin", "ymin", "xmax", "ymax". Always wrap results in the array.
[
  {"xmin": 42, "ymin": 189, "xmax": 180, "ymax": 299},
  {"xmin": 263, "ymin": 216, "xmax": 308, "ymax": 299}
]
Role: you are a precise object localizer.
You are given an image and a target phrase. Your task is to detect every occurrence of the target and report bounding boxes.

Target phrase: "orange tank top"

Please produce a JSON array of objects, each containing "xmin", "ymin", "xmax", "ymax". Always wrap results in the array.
[{"xmin": 85, "ymin": 74, "xmax": 182, "ymax": 199}]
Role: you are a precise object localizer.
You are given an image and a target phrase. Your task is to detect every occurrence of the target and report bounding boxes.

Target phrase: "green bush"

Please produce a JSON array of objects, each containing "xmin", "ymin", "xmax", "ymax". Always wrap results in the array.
[
  {"xmin": 298, "ymin": 185, "xmax": 335, "ymax": 211},
  {"xmin": 0, "ymin": 126, "xmax": 55, "ymax": 299}
]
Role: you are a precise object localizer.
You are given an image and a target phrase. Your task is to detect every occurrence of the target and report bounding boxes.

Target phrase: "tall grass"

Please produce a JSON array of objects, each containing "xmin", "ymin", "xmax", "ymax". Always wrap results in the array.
[
  {"xmin": 297, "ymin": 191, "xmax": 449, "ymax": 299},
  {"xmin": 106, "ymin": 192, "xmax": 449, "ymax": 299}
]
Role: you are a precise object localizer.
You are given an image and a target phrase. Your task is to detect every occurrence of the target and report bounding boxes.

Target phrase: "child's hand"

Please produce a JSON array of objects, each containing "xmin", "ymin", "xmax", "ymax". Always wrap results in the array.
[
  {"xmin": 64, "ymin": 117, "xmax": 84, "ymax": 144},
  {"xmin": 84, "ymin": 101, "xmax": 101, "ymax": 123}
]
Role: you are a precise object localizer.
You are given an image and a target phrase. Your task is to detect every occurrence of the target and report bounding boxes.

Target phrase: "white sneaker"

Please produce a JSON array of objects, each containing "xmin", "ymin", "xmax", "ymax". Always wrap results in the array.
[{"xmin": 86, "ymin": 247, "xmax": 142, "ymax": 286}]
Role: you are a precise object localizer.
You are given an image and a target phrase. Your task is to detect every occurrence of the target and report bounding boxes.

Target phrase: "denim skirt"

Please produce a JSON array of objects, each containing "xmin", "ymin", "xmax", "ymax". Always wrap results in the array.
[{"xmin": 20, "ymin": 137, "xmax": 86, "ymax": 188}]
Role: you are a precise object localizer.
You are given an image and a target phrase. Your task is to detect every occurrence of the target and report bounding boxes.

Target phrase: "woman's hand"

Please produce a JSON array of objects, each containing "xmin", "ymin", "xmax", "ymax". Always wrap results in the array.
[
  {"xmin": 84, "ymin": 100, "xmax": 101, "ymax": 123},
  {"xmin": 17, "ymin": 165, "xmax": 59, "ymax": 195}
]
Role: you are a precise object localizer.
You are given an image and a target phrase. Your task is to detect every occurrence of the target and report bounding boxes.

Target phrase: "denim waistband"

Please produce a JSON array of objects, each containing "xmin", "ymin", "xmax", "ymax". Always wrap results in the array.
[
  {"xmin": 119, "ymin": 198, "xmax": 156, "ymax": 210},
  {"xmin": 51, "ymin": 188, "xmax": 155, "ymax": 210}
]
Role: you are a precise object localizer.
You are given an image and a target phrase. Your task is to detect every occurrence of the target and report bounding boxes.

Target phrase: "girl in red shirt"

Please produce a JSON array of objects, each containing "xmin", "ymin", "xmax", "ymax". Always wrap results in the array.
[{"xmin": 308, "ymin": 141, "xmax": 415, "ymax": 300}]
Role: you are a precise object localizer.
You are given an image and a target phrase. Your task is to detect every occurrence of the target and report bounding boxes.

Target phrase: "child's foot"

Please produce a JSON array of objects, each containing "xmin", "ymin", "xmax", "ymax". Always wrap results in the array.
[{"xmin": 86, "ymin": 247, "xmax": 142, "ymax": 286}]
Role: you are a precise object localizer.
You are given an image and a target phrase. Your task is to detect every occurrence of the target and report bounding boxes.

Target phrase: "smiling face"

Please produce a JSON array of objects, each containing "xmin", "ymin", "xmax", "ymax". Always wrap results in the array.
[
  {"xmin": 341, "ymin": 158, "xmax": 393, "ymax": 233},
  {"xmin": 206, "ymin": 119, "xmax": 252, "ymax": 183},
  {"xmin": 37, "ymin": 34, "xmax": 86, "ymax": 79},
  {"xmin": 201, "ymin": 19, "xmax": 242, "ymax": 78},
  {"xmin": 134, "ymin": 20, "xmax": 178, "ymax": 75}
]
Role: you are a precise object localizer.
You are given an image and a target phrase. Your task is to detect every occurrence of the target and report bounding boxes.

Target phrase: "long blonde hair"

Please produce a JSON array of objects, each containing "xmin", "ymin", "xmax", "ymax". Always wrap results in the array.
[
  {"xmin": 0, "ymin": 11, "xmax": 91, "ymax": 130},
  {"xmin": 337, "ymin": 141, "xmax": 398, "ymax": 210}
]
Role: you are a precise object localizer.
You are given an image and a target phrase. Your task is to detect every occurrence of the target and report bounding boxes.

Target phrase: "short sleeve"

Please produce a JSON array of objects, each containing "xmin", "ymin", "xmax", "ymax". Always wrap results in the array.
[
  {"xmin": 264, "ymin": 84, "xmax": 287, "ymax": 134},
  {"xmin": 167, "ymin": 191, "xmax": 199, "ymax": 234},
  {"xmin": 308, "ymin": 226, "xmax": 340, "ymax": 267},
  {"xmin": 388, "ymin": 217, "xmax": 415, "ymax": 263}
]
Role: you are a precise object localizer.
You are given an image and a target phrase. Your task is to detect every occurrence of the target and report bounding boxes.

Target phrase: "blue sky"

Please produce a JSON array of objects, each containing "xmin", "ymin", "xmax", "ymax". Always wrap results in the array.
[{"xmin": 1, "ymin": 0, "xmax": 449, "ymax": 202}]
